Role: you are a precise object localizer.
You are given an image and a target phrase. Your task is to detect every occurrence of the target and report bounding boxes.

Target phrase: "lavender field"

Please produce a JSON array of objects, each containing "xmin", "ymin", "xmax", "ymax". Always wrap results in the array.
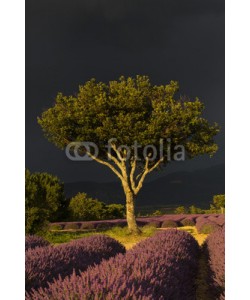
[
  {"xmin": 25, "ymin": 214, "xmax": 225, "ymax": 300},
  {"xmin": 49, "ymin": 213, "xmax": 225, "ymax": 234}
]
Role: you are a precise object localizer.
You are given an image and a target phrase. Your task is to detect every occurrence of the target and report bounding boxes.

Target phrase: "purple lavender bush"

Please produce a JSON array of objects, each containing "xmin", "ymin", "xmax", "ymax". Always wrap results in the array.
[
  {"xmin": 27, "ymin": 230, "xmax": 199, "ymax": 300},
  {"xmin": 25, "ymin": 235, "xmax": 125, "ymax": 292},
  {"xmin": 195, "ymin": 215, "xmax": 209, "ymax": 221},
  {"xmin": 25, "ymin": 235, "xmax": 50, "ymax": 251},
  {"xmin": 214, "ymin": 215, "xmax": 225, "ymax": 226},
  {"xmin": 196, "ymin": 217, "xmax": 220, "ymax": 234},
  {"xmin": 95, "ymin": 222, "xmax": 112, "ymax": 230},
  {"xmin": 205, "ymin": 227, "xmax": 225, "ymax": 299},
  {"xmin": 161, "ymin": 219, "xmax": 178, "ymax": 228},
  {"xmin": 50, "ymin": 215, "xmax": 223, "ymax": 232},
  {"xmin": 180, "ymin": 217, "xmax": 196, "ymax": 227},
  {"xmin": 136, "ymin": 220, "xmax": 149, "ymax": 226},
  {"xmin": 207, "ymin": 215, "xmax": 224, "ymax": 225},
  {"xmin": 207, "ymin": 215, "xmax": 219, "ymax": 220},
  {"xmin": 161, "ymin": 214, "xmax": 186, "ymax": 222}
]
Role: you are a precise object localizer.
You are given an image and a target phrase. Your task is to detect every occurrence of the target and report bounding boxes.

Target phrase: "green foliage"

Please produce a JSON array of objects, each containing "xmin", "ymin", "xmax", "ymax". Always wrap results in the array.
[
  {"xmin": 199, "ymin": 224, "xmax": 218, "ymax": 234},
  {"xmin": 141, "ymin": 225, "xmax": 158, "ymax": 235},
  {"xmin": 161, "ymin": 220, "xmax": 178, "ymax": 228},
  {"xmin": 143, "ymin": 221, "xmax": 161, "ymax": 229},
  {"xmin": 45, "ymin": 226, "xmax": 157, "ymax": 245},
  {"xmin": 25, "ymin": 169, "xmax": 65, "ymax": 234},
  {"xmin": 213, "ymin": 194, "xmax": 225, "ymax": 208},
  {"xmin": 68, "ymin": 193, "xmax": 125, "ymax": 221},
  {"xmin": 105, "ymin": 226, "xmax": 131, "ymax": 237},
  {"xmin": 105, "ymin": 225, "xmax": 157, "ymax": 239},
  {"xmin": 69, "ymin": 193, "xmax": 104, "ymax": 221},
  {"xmin": 49, "ymin": 224, "xmax": 63, "ymax": 231},
  {"xmin": 174, "ymin": 206, "xmax": 186, "ymax": 214},
  {"xmin": 43, "ymin": 226, "xmax": 156, "ymax": 245},
  {"xmin": 104, "ymin": 204, "xmax": 125, "ymax": 219},
  {"xmin": 181, "ymin": 218, "xmax": 196, "ymax": 227},
  {"xmin": 152, "ymin": 210, "xmax": 163, "ymax": 216},
  {"xmin": 207, "ymin": 205, "xmax": 218, "ymax": 214},
  {"xmin": 45, "ymin": 231, "xmax": 95, "ymax": 244},
  {"xmin": 188, "ymin": 205, "xmax": 205, "ymax": 214},
  {"xmin": 205, "ymin": 194, "xmax": 225, "ymax": 214},
  {"xmin": 38, "ymin": 75, "xmax": 219, "ymax": 165}
]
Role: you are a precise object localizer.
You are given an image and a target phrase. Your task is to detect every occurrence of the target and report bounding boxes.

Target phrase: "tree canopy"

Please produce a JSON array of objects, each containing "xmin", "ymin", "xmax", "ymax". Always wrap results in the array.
[
  {"xmin": 38, "ymin": 76, "xmax": 219, "ymax": 163},
  {"xmin": 210, "ymin": 194, "xmax": 225, "ymax": 213},
  {"xmin": 68, "ymin": 192, "xmax": 125, "ymax": 221},
  {"xmin": 25, "ymin": 169, "xmax": 65, "ymax": 234},
  {"xmin": 213, "ymin": 194, "xmax": 225, "ymax": 209}
]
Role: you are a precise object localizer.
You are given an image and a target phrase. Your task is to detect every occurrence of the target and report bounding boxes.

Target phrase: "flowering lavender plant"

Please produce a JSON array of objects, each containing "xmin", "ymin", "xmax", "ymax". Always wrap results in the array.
[
  {"xmin": 205, "ymin": 227, "xmax": 225, "ymax": 299},
  {"xmin": 26, "ymin": 235, "xmax": 125, "ymax": 292},
  {"xmin": 161, "ymin": 219, "xmax": 178, "ymax": 228},
  {"xmin": 25, "ymin": 235, "xmax": 50, "ymax": 251},
  {"xmin": 27, "ymin": 230, "xmax": 199, "ymax": 300},
  {"xmin": 196, "ymin": 217, "xmax": 220, "ymax": 234},
  {"xmin": 180, "ymin": 217, "xmax": 196, "ymax": 226}
]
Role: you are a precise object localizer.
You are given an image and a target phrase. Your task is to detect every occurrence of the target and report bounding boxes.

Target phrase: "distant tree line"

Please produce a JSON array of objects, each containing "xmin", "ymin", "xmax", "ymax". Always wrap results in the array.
[
  {"xmin": 174, "ymin": 194, "xmax": 225, "ymax": 214},
  {"xmin": 25, "ymin": 170, "xmax": 124, "ymax": 235},
  {"xmin": 25, "ymin": 169, "xmax": 224, "ymax": 235},
  {"xmin": 25, "ymin": 169, "xmax": 66, "ymax": 234}
]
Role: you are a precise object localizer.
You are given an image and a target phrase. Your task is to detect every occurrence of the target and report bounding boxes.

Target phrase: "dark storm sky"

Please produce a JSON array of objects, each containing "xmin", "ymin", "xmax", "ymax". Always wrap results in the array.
[{"xmin": 26, "ymin": 0, "xmax": 225, "ymax": 183}]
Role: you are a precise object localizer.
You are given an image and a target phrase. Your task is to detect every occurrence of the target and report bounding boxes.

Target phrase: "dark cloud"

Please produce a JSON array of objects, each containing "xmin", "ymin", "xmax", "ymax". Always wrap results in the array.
[{"xmin": 26, "ymin": 0, "xmax": 224, "ymax": 182}]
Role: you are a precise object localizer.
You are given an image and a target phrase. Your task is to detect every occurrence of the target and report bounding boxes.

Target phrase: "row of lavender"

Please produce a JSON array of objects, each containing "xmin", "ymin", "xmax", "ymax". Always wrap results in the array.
[
  {"xmin": 25, "ymin": 235, "xmax": 126, "ymax": 292},
  {"xmin": 49, "ymin": 214, "xmax": 225, "ymax": 233},
  {"xmin": 26, "ymin": 230, "xmax": 200, "ymax": 300},
  {"xmin": 205, "ymin": 227, "xmax": 225, "ymax": 299},
  {"xmin": 195, "ymin": 215, "xmax": 225, "ymax": 234},
  {"xmin": 25, "ymin": 235, "xmax": 50, "ymax": 251}
]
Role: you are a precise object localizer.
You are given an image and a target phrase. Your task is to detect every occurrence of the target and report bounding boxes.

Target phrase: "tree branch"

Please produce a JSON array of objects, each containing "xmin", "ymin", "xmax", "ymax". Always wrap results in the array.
[
  {"xmin": 134, "ymin": 157, "xmax": 149, "ymax": 195},
  {"xmin": 107, "ymin": 152, "xmax": 123, "ymax": 172},
  {"xmin": 109, "ymin": 143, "xmax": 128, "ymax": 178},
  {"xmin": 110, "ymin": 143, "xmax": 124, "ymax": 162},
  {"xmin": 148, "ymin": 157, "xmax": 164, "ymax": 173},
  {"xmin": 134, "ymin": 157, "xmax": 164, "ymax": 195},
  {"xmin": 129, "ymin": 159, "xmax": 137, "ymax": 193}
]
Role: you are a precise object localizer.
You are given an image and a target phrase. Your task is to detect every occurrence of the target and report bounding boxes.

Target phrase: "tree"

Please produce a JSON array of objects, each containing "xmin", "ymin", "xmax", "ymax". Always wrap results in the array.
[
  {"xmin": 188, "ymin": 205, "xmax": 204, "ymax": 214},
  {"xmin": 210, "ymin": 194, "xmax": 225, "ymax": 213},
  {"xmin": 104, "ymin": 204, "xmax": 125, "ymax": 219},
  {"xmin": 68, "ymin": 193, "xmax": 125, "ymax": 221},
  {"xmin": 25, "ymin": 169, "xmax": 65, "ymax": 234},
  {"xmin": 174, "ymin": 206, "xmax": 186, "ymax": 214},
  {"xmin": 152, "ymin": 210, "xmax": 163, "ymax": 216},
  {"xmin": 68, "ymin": 193, "xmax": 105, "ymax": 221},
  {"xmin": 38, "ymin": 76, "xmax": 219, "ymax": 234}
]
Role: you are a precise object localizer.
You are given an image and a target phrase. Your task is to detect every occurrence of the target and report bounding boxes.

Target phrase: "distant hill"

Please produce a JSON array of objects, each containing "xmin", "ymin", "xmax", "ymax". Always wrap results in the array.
[{"xmin": 64, "ymin": 164, "xmax": 225, "ymax": 209}]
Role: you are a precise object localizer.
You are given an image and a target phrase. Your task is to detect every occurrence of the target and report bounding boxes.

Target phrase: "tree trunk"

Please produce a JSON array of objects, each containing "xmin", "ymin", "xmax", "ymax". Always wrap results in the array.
[{"xmin": 124, "ymin": 187, "xmax": 141, "ymax": 235}]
